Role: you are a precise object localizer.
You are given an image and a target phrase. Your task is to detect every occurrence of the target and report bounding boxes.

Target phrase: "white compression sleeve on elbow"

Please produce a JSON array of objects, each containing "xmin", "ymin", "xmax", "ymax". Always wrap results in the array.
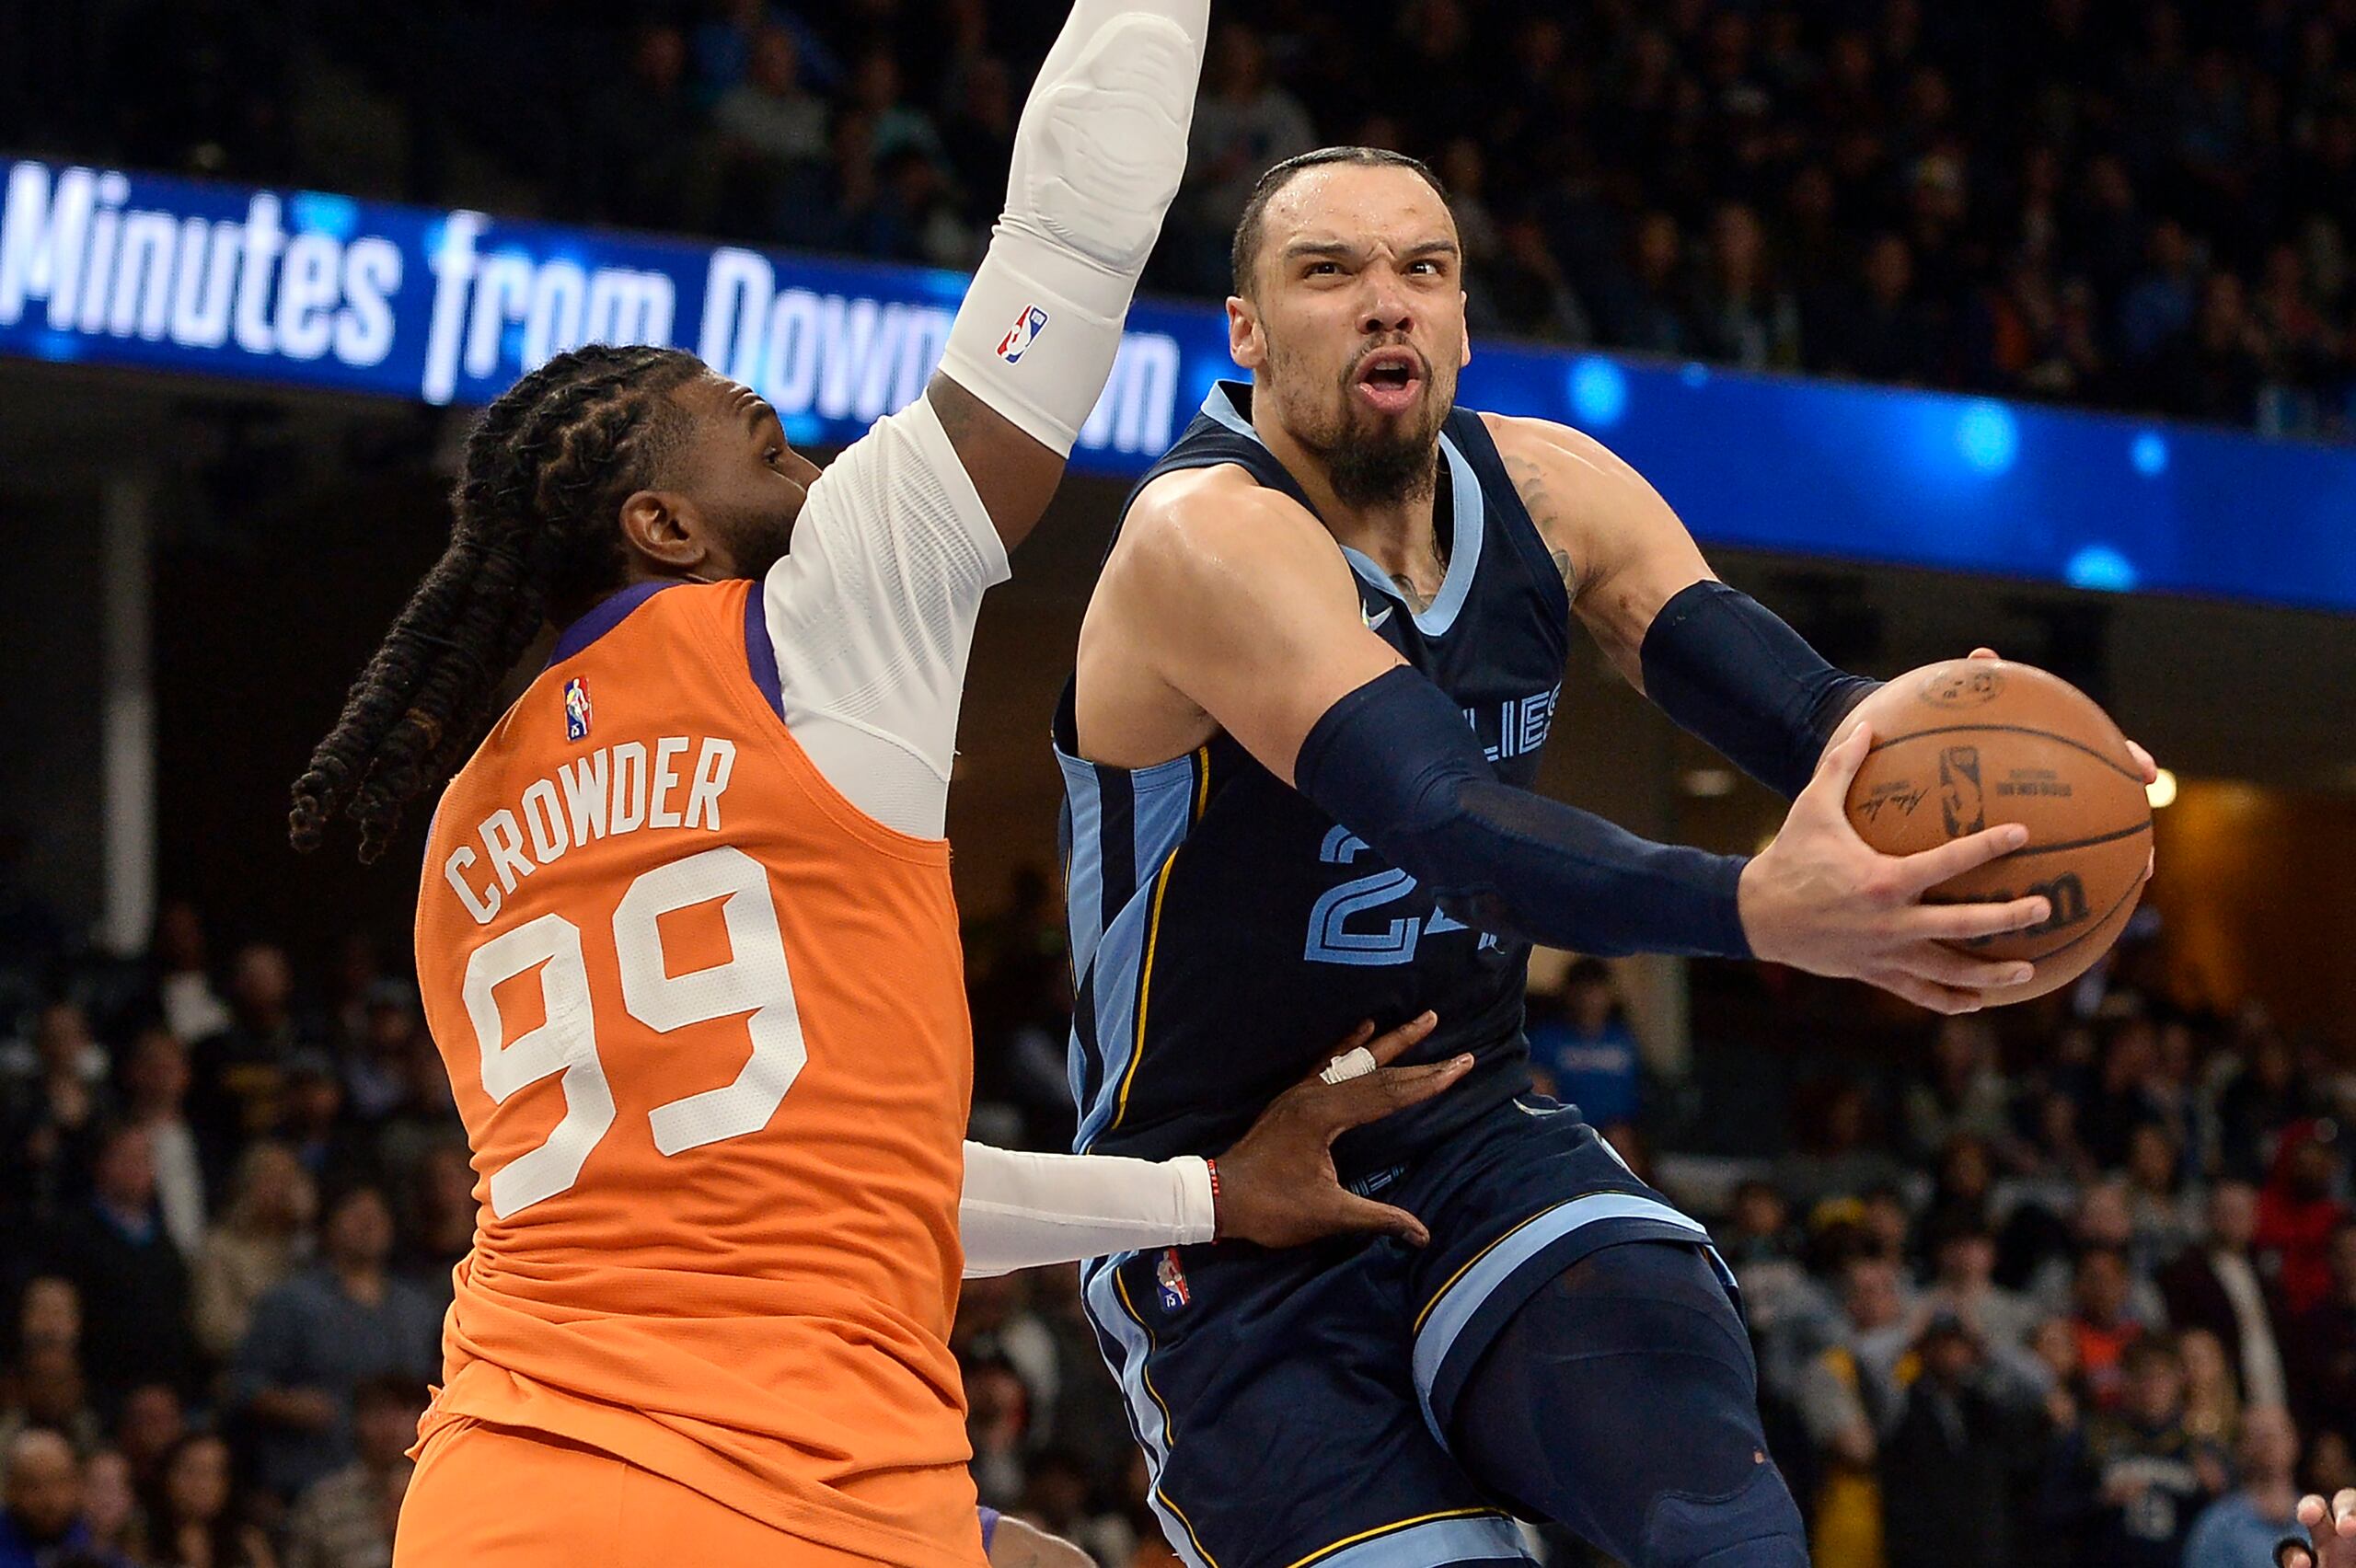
[
  {"xmin": 959, "ymin": 1143, "xmax": 1214, "ymax": 1278},
  {"xmin": 937, "ymin": 0, "xmax": 1206, "ymax": 455}
]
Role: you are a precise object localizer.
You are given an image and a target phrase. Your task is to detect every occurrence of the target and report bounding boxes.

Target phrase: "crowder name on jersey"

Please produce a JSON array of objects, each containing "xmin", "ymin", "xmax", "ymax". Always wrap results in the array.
[{"xmin": 443, "ymin": 735, "xmax": 738, "ymax": 925}]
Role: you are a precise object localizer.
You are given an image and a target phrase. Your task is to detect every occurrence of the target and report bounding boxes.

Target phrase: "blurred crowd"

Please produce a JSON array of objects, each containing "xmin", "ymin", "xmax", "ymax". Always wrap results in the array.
[
  {"xmin": 15, "ymin": 0, "xmax": 2356, "ymax": 440},
  {"xmin": 1, "ymin": 868, "xmax": 2348, "ymax": 1568}
]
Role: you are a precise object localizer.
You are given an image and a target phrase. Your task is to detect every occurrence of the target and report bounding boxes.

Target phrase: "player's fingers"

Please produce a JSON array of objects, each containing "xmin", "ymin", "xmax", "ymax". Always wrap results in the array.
[
  {"xmin": 1968, "ymin": 646, "xmax": 1999, "ymax": 661},
  {"xmin": 1869, "ymin": 969, "xmax": 1982, "ymax": 1015},
  {"xmin": 2275, "ymin": 1539, "xmax": 2313, "ymax": 1568},
  {"xmin": 1903, "ymin": 894, "xmax": 2051, "ymax": 942},
  {"xmin": 2126, "ymin": 739, "xmax": 2159, "ymax": 785},
  {"xmin": 1324, "ymin": 1192, "xmax": 1432, "ymax": 1248},
  {"xmin": 1319, "ymin": 1055, "xmax": 1475, "ymax": 1134},
  {"xmin": 2301, "ymin": 1495, "xmax": 2328, "ymax": 1529},
  {"xmin": 1889, "ymin": 942, "xmax": 2037, "ymax": 992},
  {"xmin": 1798, "ymin": 721, "xmax": 1873, "ymax": 821},
  {"xmin": 1889, "ymin": 822, "xmax": 2033, "ymax": 895},
  {"xmin": 2334, "ymin": 1489, "xmax": 2356, "ymax": 1531},
  {"xmin": 1361, "ymin": 1010, "xmax": 1438, "ymax": 1069}
]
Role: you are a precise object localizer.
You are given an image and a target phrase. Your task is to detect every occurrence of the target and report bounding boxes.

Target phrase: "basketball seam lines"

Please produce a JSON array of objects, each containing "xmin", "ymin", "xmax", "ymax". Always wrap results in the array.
[
  {"xmin": 1863, "ymin": 723, "xmax": 2142, "ymax": 781},
  {"xmin": 1990, "ymin": 820, "xmax": 2154, "ymax": 860}
]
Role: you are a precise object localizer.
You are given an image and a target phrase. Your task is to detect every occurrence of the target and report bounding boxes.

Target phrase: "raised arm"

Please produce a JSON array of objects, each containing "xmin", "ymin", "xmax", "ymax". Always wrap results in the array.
[{"xmin": 928, "ymin": 0, "xmax": 1207, "ymax": 546}]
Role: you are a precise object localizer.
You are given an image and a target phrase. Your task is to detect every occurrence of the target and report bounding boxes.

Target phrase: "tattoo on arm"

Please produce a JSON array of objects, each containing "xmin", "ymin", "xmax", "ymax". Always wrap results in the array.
[{"xmin": 1503, "ymin": 446, "xmax": 1577, "ymax": 594}]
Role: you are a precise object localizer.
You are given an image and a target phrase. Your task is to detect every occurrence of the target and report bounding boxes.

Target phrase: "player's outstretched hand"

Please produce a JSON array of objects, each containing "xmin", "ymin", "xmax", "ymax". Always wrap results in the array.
[
  {"xmin": 1738, "ymin": 721, "xmax": 2055, "ymax": 1015},
  {"xmin": 1211, "ymin": 1012, "xmax": 1471, "ymax": 1250},
  {"xmin": 2278, "ymin": 1491, "xmax": 2356, "ymax": 1568}
]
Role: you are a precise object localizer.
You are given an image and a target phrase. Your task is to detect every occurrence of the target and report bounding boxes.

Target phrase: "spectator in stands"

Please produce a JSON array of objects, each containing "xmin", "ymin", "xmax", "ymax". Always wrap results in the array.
[
  {"xmin": 1772, "ymin": 1082, "xmax": 1907, "ymax": 1212},
  {"xmin": 2, "ymin": 1002, "xmax": 113, "ymax": 1216},
  {"xmin": 0, "ymin": 1429, "xmax": 116, "ymax": 1568},
  {"xmin": 273, "ymin": 1055, "xmax": 371, "ymax": 1196},
  {"xmin": 111, "ymin": 1384, "xmax": 183, "ymax": 1495},
  {"xmin": 2121, "ymin": 1121, "xmax": 2196, "ymax": 1269},
  {"xmin": 713, "ymin": 26, "xmax": 829, "ymax": 176},
  {"xmin": 2182, "ymin": 1403, "xmax": 2309, "ymax": 1568},
  {"xmin": 2177, "ymin": 1327, "xmax": 2241, "ymax": 1448},
  {"xmin": 1922, "ymin": 1212, "xmax": 2041, "ymax": 1354},
  {"xmin": 583, "ymin": 22, "xmax": 714, "ymax": 235},
  {"xmin": 1687, "ymin": 202, "xmax": 1801, "ymax": 370},
  {"xmin": 1900, "ymin": 1020, "xmax": 2011, "ymax": 1165},
  {"xmin": 388, "ymin": 1143, "xmax": 471, "ymax": 1304},
  {"xmin": 0, "ymin": 1343, "xmax": 99, "ymax": 1458},
  {"xmin": 2215, "ymin": 1020, "xmax": 2313, "ymax": 1181},
  {"xmin": 1811, "ymin": 232, "xmax": 1942, "ymax": 385},
  {"xmin": 1598, "ymin": 211, "xmax": 1691, "ymax": 357},
  {"xmin": 1015, "ymin": 1448, "xmax": 1133, "ymax": 1568},
  {"xmin": 2027, "ymin": 1180, "xmax": 2168, "ymax": 1328},
  {"xmin": 2160, "ymin": 1178, "xmax": 2291, "ymax": 1410},
  {"xmin": 1526, "ymin": 960, "xmax": 1641, "ymax": 1128},
  {"xmin": 1877, "ymin": 1313, "xmax": 2030, "ymax": 1568},
  {"xmin": 191, "ymin": 1144, "xmax": 316, "ymax": 1366},
  {"xmin": 228, "ymin": 1186, "xmax": 437, "ymax": 1501},
  {"xmin": 2118, "ymin": 218, "xmax": 2201, "ymax": 365},
  {"xmin": 367, "ymin": 1036, "xmax": 460, "ymax": 1204},
  {"xmin": 191, "ymin": 946, "xmax": 308, "ymax": 1167},
  {"xmin": 80, "ymin": 1447, "xmax": 136, "ymax": 1563},
  {"xmin": 137, "ymin": 1434, "xmax": 273, "ymax": 1568},
  {"xmin": 1181, "ymin": 23, "xmax": 1316, "ymax": 283},
  {"xmin": 1796, "ymin": 1254, "xmax": 1911, "ymax": 1568},
  {"xmin": 280, "ymin": 1375, "xmax": 423, "ymax": 1568},
  {"xmin": 2287, "ymin": 1219, "xmax": 2356, "ymax": 1449},
  {"xmin": 2048, "ymin": 1335, "xmax": 2226, "ymax": 1568},
  {"xmin": 146, "ymin": 905, "xmax": 229, "ymax": 1048},
  {"xmin": 338, "ymin": 986, "xmax": 418, "ymax": 1129},
  {"xmin": 119, "ymin": 1030, "xmax": 203, "ymax": 1258},
  {"xmin": 2258, "ymin": 1121, "xmax": 2351, "ymax": 1319},
  {"xmin": 937, "ymin": 52, "xmax": 1016, "ymax": 234},
  {"xmin": 41, "ymin": 1124, "xmax": 194, "ymax": 1407},
  {"xmin": 14, "ymin": 1278, "xmax": 77, "ymax": 1361},
  {"xmin": 2066, "ymin": 1246, "xmax": 2146, "ymax": 1412},
  {"xmin": 964, "ymin": 1357, "xmax": 1029, "ymax": 1513}
]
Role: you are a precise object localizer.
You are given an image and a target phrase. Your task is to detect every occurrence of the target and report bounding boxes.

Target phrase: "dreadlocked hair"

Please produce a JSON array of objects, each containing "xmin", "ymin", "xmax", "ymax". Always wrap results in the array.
[{"xmin": 290, "ymin": 342, "xmax": 707, "ymax": 863}]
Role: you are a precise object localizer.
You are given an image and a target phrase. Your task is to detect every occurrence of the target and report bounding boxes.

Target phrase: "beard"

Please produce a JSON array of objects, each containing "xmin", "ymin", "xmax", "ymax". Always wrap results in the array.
[
  {"xmin": 1271, "ymin": 338, "xmax": 1450, "ymax": 511},
  {"xmin": 710, "ymin": 505, "xmax": 800, "ymax": 582}
]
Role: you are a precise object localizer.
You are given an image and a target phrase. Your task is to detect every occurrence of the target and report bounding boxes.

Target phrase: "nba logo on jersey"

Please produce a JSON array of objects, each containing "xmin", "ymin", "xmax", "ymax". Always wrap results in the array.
[
  {"xmin": 996, "ymin": 305, "xmax": 1049, "ymax": 363},
  {"xmin": 562, "ymin": 676, "xmax": 593, "ymax": 742},
  {"xmin": 1156, "ymin": 1249, "xmax": 1190, "ymax": 1311}
]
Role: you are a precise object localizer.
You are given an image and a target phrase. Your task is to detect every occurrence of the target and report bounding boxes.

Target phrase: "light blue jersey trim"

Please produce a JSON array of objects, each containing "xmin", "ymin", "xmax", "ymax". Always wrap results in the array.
[
  {"xmin": 1196, "ymin": 384, "xmax": 1487, "ymax": 638},
  {"xmin": 1409, "ymin": 1192, "xmax": 1712, "ymax": 1435},
  {"xmin": 1084, "ymin": 1256, "xmax": 1211, "ymax": 1568}
]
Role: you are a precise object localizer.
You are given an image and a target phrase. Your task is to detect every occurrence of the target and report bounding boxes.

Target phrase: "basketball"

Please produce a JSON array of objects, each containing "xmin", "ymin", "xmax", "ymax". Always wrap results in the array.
[{"xmin": 1843, "ymin": 659, "xmax": 2152, "ymax": 1002}]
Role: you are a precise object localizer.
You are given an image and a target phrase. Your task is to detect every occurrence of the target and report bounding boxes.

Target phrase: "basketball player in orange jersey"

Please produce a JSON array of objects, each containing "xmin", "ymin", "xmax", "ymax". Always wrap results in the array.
[{"xmin": 285, "ymin": 5, "xmax": 1482, "ymax": 1563}]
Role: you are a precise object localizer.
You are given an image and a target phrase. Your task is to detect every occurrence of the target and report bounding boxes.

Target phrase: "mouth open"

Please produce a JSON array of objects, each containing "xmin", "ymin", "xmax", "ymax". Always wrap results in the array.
[{"xmin": 1353, "ymin": 348, "xmax": 1426, "ymax": 414}]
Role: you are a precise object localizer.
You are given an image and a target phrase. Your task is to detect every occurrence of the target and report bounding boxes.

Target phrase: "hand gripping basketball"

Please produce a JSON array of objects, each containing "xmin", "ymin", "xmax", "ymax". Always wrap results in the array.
[{"xmin": 1738, "ymin": 721, "xmax": 2056, "ymax": 1014}]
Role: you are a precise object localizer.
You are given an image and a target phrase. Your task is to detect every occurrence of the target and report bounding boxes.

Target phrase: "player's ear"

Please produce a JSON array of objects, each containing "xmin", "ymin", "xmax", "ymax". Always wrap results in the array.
[
  {"xmin": 1460, "ymin": 299, "xmax": 1472, "ymax": 368},
  {"xmin": 1228, "ymin": 296, "xmax": 1265, "ymax": 371},
  {"xmin": 618, "ymin": 489, "xmax": 706, "ymax": 574}
]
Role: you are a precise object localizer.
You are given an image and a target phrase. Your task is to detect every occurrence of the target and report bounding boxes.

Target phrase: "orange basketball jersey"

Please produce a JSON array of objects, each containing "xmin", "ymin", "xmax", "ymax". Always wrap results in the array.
[{"xmin": 413, "ymin": 577, "xmax": 981, "ymax": 1567}]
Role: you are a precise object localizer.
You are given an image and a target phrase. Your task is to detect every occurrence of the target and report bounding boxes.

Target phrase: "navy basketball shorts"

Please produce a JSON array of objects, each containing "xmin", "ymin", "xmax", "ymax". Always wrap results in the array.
[{"xmin": 1078, "ymin": 1097, "xmax": 1734, "ymax": 1568}]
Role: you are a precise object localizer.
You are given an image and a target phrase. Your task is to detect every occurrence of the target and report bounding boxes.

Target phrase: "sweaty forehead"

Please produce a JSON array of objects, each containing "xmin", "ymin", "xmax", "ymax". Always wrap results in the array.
[{"xmin": 1265, "ymin": 166, "xmax": 1456, "ymax": 259}]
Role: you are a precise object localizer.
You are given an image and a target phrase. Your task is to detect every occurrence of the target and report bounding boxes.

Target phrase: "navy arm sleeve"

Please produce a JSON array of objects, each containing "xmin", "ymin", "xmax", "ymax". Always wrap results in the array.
[
  {"xmin": 1639, "ymin": 580, "xmax": 1880, "ymax": 800},
  {"xmin": 1292, "ymin": 666, "xmax": 1752, "ymax": 959}
]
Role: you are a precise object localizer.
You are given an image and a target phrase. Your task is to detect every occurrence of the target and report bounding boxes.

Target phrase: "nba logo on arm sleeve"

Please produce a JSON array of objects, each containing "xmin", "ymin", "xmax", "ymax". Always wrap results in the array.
[
  {"xmin": 996, "ymin": 305, "xmax": 1050, "ymax": 364},
  {"xmin": 563, "ymin": 677, "xmax": 593, "ymax": 742}
]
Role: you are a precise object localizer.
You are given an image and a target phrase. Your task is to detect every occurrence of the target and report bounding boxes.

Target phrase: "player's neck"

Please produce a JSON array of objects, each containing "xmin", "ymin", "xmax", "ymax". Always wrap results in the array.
[{"xmin": 1253, "ymin": 416, "xmax": 1442, "ymax": 588}]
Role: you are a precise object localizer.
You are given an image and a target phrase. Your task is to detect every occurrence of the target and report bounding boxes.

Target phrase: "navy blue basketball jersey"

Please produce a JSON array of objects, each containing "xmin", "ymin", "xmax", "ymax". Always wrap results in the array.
[{"xmin": 1056, "ymin": 381, "xmax": 1575, "ymax": 1170}]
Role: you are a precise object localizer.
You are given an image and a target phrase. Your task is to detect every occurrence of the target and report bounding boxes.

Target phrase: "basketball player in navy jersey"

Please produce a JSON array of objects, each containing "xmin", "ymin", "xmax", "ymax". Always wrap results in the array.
[{"xmin": 1049, "ymin": 146, "xmax": 2164, "ymax": 1568}]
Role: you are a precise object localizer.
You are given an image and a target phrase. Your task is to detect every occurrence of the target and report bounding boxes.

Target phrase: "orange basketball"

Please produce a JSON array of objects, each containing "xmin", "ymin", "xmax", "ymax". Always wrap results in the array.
[{"xmin": 1843, "ymin": 659, "xmax": 2152, "ymax": 1003}]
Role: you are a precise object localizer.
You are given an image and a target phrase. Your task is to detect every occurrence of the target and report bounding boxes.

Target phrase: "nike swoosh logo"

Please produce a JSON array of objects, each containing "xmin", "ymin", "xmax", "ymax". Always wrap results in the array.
[{"xmin": 1363, "ymin": 605, "xmax": 1393, "ymax": 630}]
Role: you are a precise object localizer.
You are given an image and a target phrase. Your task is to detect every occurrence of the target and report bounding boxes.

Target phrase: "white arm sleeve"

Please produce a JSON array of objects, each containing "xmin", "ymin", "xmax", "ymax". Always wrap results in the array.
[
  {"xmin": 762, "ymin": 397, "xmax": 1011, "ymax": 838},
  {"xmin": 959, "ymin": 1142, "xmax": 1216, "ymax": 1278}
]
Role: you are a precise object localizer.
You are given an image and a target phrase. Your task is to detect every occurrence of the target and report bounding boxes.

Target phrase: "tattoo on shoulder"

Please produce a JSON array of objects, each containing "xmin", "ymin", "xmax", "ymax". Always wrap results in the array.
[{"xmin": 1503, "ymin": 448, "xmax": 1576, "ymax": 592}]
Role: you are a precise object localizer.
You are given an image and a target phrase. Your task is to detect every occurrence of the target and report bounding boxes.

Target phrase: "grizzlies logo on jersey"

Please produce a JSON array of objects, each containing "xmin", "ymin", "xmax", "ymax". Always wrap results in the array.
[{"xmin": 1056, "ymin": 380, "xmax": 1574, "ymax": 1170}]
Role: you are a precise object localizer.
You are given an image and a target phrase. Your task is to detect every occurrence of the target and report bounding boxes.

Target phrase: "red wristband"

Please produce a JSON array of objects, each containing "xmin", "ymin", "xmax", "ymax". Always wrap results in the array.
[{"xmin": 1205, "ymin": 1156, "xmax": 1221, "ymax": 1238}]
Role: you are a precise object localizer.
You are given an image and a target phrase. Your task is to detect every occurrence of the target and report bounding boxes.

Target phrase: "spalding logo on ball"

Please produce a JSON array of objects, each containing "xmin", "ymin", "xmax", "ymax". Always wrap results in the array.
[{"xmin": 1845, "ymin": 659, "xmax": 2152, "ymax": 1004}]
